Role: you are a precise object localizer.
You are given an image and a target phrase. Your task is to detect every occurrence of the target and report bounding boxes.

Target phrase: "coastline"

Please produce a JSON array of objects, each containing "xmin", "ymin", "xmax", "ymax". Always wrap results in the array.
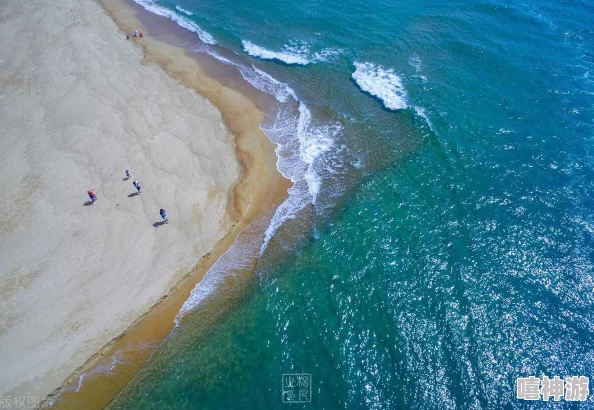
[
  {"xmin": 29, "ymin": 0, "xmax": 594, "ymax": 408},
  {"xmin": 0, "ymin": 0, "xmax": 289, "ymax": 406},
  {"xmin": 44, "ymin": 0, "xmax": 292, "ymax": 407}
]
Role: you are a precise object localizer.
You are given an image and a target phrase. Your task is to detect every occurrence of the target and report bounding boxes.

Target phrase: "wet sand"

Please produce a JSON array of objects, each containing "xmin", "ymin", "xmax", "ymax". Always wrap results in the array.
[{"xmin": 0, "ymin": 0, "xmax": 289, "ymax": 405}]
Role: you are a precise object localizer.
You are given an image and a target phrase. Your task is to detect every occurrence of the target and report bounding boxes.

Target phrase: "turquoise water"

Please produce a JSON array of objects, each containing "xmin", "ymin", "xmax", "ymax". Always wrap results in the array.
[{"xmin": 108, "ymin": 0, "xmax": 593, "ymax": 408}]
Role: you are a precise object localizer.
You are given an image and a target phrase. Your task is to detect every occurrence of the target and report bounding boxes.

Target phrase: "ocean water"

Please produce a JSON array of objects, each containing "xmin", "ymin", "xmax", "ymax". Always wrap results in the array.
[{"xmin": 107, "ymin": 0, "xmax": 593, "ymax": 408}]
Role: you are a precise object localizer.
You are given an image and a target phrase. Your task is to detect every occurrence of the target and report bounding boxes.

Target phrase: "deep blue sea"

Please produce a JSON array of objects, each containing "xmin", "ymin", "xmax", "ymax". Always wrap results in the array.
[{"xmin": 107, "ymin": 0, "xmax": 594, "ymax": 408}]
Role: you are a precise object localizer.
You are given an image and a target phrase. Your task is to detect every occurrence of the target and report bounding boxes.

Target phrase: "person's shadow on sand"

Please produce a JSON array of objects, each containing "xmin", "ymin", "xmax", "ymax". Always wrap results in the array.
[
  {"xmin": 153, "ymin": 221, "xmax": 167, "ymax": 227},
  {"xmin": 128, "ymin": 192, "xmax": 139, "ymax": 198},
  {"xmin": 83, "ymin": 201, "xmax": 94, "ymax": 206}
]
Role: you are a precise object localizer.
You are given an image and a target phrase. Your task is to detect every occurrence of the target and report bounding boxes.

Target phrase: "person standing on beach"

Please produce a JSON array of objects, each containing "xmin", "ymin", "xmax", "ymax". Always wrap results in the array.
[
  {"xmin": 125, "ymin": 169, "xmax": 131, "ymax": 180},
  {"xmin": 133, "ymin": 180, "xmax": 142, "ymax": 195},
  {"xmin": 160, "ymin": 209, "xmax": 169, "ymax": 224},
  {"xmin": 87, "ymin": 190, "xmax": 97, "ymax": 203}
]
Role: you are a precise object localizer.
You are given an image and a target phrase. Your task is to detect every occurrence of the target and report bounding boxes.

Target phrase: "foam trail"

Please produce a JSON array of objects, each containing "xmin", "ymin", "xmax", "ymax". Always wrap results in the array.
[
  {"xmin": 41, "ymin": 351, "xmax": 128, "ymax": 408},
  {"xmin": 297, "ymin": 104, "xmax": 335, "ymax": 201},
  {"xmin": 175, "ymin": 5, "xmax": 193, "ymax": 15},
  {"xmin": 414, "ymin": 106, "xmax": 435, "ymax": 132},
  {"xmin": 259, "ymin": 102, "xmax": 340, "ymax": 253},
  {"xmin": 238, "ymin": 66, "xmax": 298, "ymax": 103},
  {"xmin": 352, "ymin": 61, "xmax": 408, "ymax": 110},
  {"xmin": 408, "ymin": 53, "xmax": 422, "ymax": 73},
  {"xmin": 242, "ymin": 40, "xmax": 341, "ymax": 65},
  {"xmin": 73, "ymin": 353, "xmax": 125, "ymax": 393},
  {"xmin": 175, "ymin": 57, "xmax": 340, "ymax": 317},
  {"xmin": 313, "ymin": 48, "xmax": 342, "ymax": 61},
  {"xmin": 409, "ymin": 53, "xmax": 427, "ymax": 82},
  {"xmin": 207, "ymin": 50, "xmax": 237, "ymax": 66},
  {"xmin": 176, "ymin": 208, "xmax": 275, "ymax": 321},
  {"xmin": 242, "ymin": 40, "xmax": 310, "ymax": 65},
  {"xmin": 132, "ymin": 0, "xmax": 216, "ymax": 44},
  {"xmin": 206, "ymin": 50, "xmax": 298, "ymax": 103}
]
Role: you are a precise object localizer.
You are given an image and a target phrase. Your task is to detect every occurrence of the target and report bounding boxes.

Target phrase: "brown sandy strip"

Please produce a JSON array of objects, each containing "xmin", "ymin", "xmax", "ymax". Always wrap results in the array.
[{"xmin": 41, "ymin": 0, "xmax": 292, "ymax": 408}]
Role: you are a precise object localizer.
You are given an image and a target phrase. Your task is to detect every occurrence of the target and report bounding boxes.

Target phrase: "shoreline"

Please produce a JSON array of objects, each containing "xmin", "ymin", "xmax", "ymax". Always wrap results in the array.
[{"xmin": 41, "ymin": 0, "xmax": 291, "ymax": 407}]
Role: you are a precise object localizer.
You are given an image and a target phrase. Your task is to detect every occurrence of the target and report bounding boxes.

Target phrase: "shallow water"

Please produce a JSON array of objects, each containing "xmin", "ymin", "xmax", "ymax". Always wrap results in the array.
[{"xmin": 108, "ymin": 0, "xmax": 594, "ymax": 408}]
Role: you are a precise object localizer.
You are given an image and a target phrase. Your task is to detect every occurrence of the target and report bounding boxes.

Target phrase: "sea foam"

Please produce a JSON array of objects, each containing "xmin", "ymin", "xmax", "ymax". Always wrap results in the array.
[
  {"xmin": 352, "ymin": 61, "xmax": 408, "ymax": 110},
  {"xmin": 259, "ymin": 101, "xmax": 340, "ymax": 253},
  {"xmin": 176, "ymin": 207, "xmax": 275, "ymax": 321},
  {"xmin": 242, "ymin": 40, "xmax": 310, "ymax": 65},
  {"xmin": 177, "ymin": 60, "xmax": 341, "ymax": 316},
  {"xmin": 239, "ymin": 66, "xmax": 298, "ymax": 103},
  {"xmin": 132, "ymin": 0, "xmax": 216, "ymax": 44},
  {"xmin": 414, "ymin": 106, "xmax": 435, "ymax": 132},
  {"xmin": 207, "ymin": 50, "xmax": 298, "ymax": 103},
  {"xmin": 242, "ymin": 40, "xmax": 341, "ymax": 65},
  {"xmin": 207, "ymin": 51, "xmax": 236, "ymax": 66},
  {"xmin": 409, "ymin": 53, "xmax": 427, "ymax": 82},
  {"xmin": 42, "ymin": 351, "xmax": 127, "ymax": 406},
  {"xmin": 175, "ymin": 5, "xmax": 193, "ymax": 16}
]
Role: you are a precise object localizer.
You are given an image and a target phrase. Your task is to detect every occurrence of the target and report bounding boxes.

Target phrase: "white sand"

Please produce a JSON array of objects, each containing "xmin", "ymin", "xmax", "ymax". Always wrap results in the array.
[{"xmin": 0, "ymin": 0, "xmax": 240, "ymax": 400}]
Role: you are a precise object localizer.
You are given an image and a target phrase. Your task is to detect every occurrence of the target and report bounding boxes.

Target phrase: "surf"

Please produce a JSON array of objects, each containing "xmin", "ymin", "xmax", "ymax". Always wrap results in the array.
[
  {"xmin": 242, "ymin": 40, "xmax": 341, "ymax": 65},
  {"xmin": 352, "ymin": 61, "xmax": 408, "ymax": 110},
  {"xmin": 175, "ymin": 5, "xmax": 193, "ymax": 15},
  {"xmin": 132, "ymin": 0, "xmax": 216, "ymax": 44}
]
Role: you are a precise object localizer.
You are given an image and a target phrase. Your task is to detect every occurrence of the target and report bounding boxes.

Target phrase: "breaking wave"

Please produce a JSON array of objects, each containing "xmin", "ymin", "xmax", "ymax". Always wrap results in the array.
[
  {"xmin": 175, "ymin": 5, "xmax": 193, "ymax": 16},
  {"xmin": 176, "ymin": 59, "xmax": 341, "ymax": 317},
  {"xmin": 132, "ymin": 0, "xmax": 216, "ymax": 44},
  {"xmin": 242, "ymin": 40, "xmax": 341, "ymax": 65},
  {"xmin": 414, "ymin": 105, "xmax": 435, "ymax": 132},
  {"xmin": 207, "ymin": 51, "xmax": 298, "ymax": 103},
  {"xmin": 352, "ymin": 61, "xmax": 408, "ymax": 110},
  {"xmin": 176, "ymin": 210, "xmax": 273, "ymax": 321}
]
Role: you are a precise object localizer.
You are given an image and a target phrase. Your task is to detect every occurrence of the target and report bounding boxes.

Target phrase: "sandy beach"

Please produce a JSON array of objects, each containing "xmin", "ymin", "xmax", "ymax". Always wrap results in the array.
[{"xmin": 0, "ymin": 0, "xmax": 287, "ymax": 403}]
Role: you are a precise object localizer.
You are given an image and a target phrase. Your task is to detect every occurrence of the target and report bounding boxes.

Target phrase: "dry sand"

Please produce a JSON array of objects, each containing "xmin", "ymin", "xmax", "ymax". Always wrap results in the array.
[
  {"xmin": 0, "ymin": 0, "xmax": 273, "ymax": 401},
  {"xmin": 26, "ymin": 0, "xmax": 293, "ymax": 407}
]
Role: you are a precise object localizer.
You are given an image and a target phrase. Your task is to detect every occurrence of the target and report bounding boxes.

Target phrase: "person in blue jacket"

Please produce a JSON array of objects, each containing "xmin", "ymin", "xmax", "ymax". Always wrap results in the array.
[{"xmin": 159, "ymin": 209, "xmax": 168, "ymax": 224}]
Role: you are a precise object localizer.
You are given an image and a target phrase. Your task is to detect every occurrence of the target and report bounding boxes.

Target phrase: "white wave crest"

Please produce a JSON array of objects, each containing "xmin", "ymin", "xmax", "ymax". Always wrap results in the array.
[
  {"xmin": 242, "ymin": 40, "xmax": 341, "ymax": 65},
  {"xmin": 259, "ymin": 102, "xmax": 340, "ymax": 252},
  {"xmin": 206, "ymin": 50, "xmax": 298, "ymax": 103},
  {"xmin": 132, "ymin": 0, "xmax": 216, "ymax": 44},
  {"xmin": 414, "ymin": 106, "xmax": 435, "ymax": 132},
  {"xmin": 239, "ymin": 66, "xmax": 298, "ymax": 103},
  {"xmin": 174, "ymin": 55, "xmax": 340, "ymax": 317},
  {"xmin": 176, "ymin": 208, "xmax": 275, "ymax": 321},
  {"xmin": 352, "ymin": 61, "xmax": 408, "ymax": 110},
  {"xmin": 242, "ymin": 40, "xmax": 310, "ymax": 65},
  {"xmin": 175, "ymin": 5, "xmax": 193, "ymax": 15},
  {"xmin": 297, "ymin": 104, "xmax": 335, "ymax": 201},
  {"xmin": 207, "ymin": 50, "xmax": 237, "ymax": 66},
  {"xmin": 314, "ymin": 48, "xmax": 342, "ymax": 62}
]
